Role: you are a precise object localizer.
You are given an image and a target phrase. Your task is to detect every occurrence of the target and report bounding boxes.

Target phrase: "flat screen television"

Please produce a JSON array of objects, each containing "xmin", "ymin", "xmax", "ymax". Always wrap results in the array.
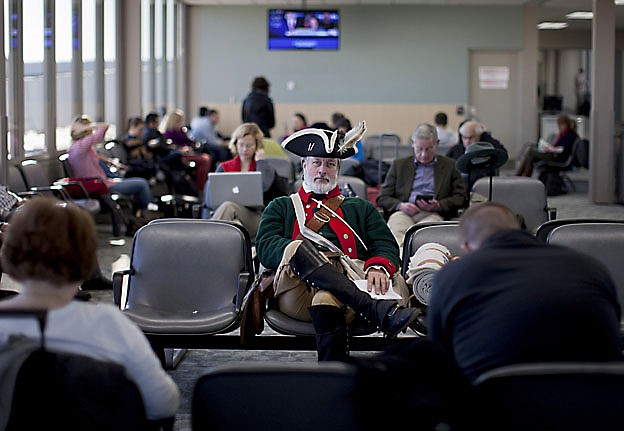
[{"xmin": 268, "ymin": 9, "xmax": 340, "ymax": 51}]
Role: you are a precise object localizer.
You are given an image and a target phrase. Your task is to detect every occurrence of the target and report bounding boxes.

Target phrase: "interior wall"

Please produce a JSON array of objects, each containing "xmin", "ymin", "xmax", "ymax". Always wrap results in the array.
[
  {"xmin": 187, "ymin": 5, "xmax": 523, "ymax": 138},
  {"xmin": 209, "ymin": 102, "xmax": 461, "ymax": 145}
]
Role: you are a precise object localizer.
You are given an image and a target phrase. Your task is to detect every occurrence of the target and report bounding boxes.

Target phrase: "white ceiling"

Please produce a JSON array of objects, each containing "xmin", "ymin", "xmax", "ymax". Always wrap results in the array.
[{"xmin": 182, "ymin": 0, "xmax": 624, "ymax": 30}]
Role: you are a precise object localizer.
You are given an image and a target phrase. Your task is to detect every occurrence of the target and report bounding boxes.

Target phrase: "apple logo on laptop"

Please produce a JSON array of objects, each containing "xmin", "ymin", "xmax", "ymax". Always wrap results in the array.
[{"xmin": 232, "ymin": 186, "xmax": 240, "ymax": 194}]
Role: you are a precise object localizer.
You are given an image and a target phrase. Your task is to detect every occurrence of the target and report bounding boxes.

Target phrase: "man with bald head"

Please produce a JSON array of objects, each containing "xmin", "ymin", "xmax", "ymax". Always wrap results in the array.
[
  {"xmin": 446, "ymin": 120, "xmax": 508, "ymax": 189},
  {"xmin": 428, "ymin": 202, "xmax": 622, "ymax": 382}
]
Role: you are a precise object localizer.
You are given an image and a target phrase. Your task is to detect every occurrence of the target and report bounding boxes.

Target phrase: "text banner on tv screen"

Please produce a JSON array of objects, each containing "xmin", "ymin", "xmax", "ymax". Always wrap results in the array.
[{"xmin": 268, "ymin": 9, "xmax": 340, "ymax": 51}]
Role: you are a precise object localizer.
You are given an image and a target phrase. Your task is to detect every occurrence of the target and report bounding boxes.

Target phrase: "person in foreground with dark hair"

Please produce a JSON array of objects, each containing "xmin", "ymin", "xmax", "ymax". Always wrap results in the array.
[
  {"xmin": 428, "ymin": 201, "xmax": 623, "ymax": 383},
  {"xmin": 0, "ymin": 198, "xmax": 180, "ymax": 420}
]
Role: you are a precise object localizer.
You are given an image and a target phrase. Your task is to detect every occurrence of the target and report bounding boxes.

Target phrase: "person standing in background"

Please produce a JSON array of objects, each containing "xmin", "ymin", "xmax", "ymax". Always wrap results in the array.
[
  {"xmin": 575, "ymin": 68, "xmax": 590, "ymax": 116},
  {"xmin": 242, "ymin": 76, "xmax": 275, "ymax": 138}
]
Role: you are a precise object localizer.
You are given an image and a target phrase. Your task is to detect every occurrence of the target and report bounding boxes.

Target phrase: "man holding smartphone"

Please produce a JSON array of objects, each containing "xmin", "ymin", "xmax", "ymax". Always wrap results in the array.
[{"xmin": 377, "ymin": 123, "xmax": 466, "ymax": 249}]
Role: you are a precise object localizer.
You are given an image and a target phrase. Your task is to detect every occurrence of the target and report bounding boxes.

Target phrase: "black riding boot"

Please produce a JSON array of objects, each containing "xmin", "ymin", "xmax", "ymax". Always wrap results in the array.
[
  {"xmin": 290, "ymin": 240, "xmax": 419, "ymax": 338},
  {"xmin": 308, "ymin": 305, "xmax": 349, "ymax": 362}
]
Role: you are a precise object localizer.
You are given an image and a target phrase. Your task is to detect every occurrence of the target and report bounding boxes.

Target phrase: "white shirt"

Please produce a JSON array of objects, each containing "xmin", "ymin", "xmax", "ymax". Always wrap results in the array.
[{"xmin": 0, "ymin": 301, "xmax": 180, "ymax": 419}]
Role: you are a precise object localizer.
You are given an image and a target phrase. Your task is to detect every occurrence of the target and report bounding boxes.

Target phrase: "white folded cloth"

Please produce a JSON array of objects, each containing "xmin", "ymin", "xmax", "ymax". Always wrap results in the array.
[{"xmin": 406, "ymin": 242, "xmax": 453, "ymax": 305}]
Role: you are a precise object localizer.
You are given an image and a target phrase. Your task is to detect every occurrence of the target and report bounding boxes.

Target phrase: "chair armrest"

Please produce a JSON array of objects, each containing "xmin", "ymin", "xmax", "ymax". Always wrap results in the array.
[
  {"xmin": 235, "ymin": 272, "xmax": 252, "ymax": 311},
  {"xmin": 30, "ymin": 185, "xmax": 72, "ymax": 201},
  {"xmin": 113, "ymin": 269, "xmax": 134, "ymax": 308}
]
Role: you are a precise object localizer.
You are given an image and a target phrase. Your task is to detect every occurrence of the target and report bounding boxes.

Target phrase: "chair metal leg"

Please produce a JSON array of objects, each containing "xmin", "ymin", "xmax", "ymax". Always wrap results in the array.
[{"xmin": 163, "ymin": 348, "xmax": 188, "ymax": 370}]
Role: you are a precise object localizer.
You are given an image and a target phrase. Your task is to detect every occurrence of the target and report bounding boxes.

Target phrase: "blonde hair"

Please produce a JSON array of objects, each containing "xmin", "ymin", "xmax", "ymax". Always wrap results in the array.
[
  {"xmin": 70, "ymin": 115, "xmax": 94, "ymax": 141},
  {"xmin": 228, "ymin": 123, "xmax": 264, "ymax": 156},
  {"xmin": 159, "ymin": 109, "xmax": 185, "ymax": 133}
]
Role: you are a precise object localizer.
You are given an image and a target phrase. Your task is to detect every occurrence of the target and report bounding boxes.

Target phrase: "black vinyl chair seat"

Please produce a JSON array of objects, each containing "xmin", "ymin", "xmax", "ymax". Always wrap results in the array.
[
  {"xmin": 542, "ymin": 221, "xmax": 624, "ymax": 337},
  {"xmin": 122, "ymin": 306, "xmax": 240, "ymax": 335},
  {"xmin": 264, "ymin": 309, "xmax": 376, "ymax": 337},
  {"xmin": 192, "ymin": 361, "xmax": 361, "ymax": 431},
  {"xmin": 264, "ymin": 309, "xmax": 316, "ymax": 336},
  {"xmin": 113, "ymin": 219, "xmax": 254, "ymax": 367},
  {"xmin": 473, "ymin": 361, "xmax": 624, "ymax": 431}
]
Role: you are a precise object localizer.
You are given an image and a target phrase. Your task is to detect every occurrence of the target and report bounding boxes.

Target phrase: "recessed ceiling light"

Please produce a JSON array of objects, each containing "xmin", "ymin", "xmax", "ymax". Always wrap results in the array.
[
  {"xmin": 566, "ymin": 11, "xmax": 594, "ymax": 19},
  {"xmin": 537, "ymin": 22, "xmax": 569, "ymax": 30},
  {"xmin": 616, "ymin": 0, "xmax": 624, "ymax": 5}
]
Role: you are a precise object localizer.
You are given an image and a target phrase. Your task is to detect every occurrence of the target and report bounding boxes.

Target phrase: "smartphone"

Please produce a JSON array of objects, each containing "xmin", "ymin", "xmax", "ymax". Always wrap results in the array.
[{"xmin": 416, "ymin": 195, "xmax": 434, "ymax": 202}]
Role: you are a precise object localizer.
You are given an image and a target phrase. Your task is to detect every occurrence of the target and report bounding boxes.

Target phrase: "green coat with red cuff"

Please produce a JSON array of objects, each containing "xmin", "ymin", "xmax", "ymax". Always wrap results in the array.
[{"xmin": 256, "ymin": 186, "xmax": 401, "ymax": 276}]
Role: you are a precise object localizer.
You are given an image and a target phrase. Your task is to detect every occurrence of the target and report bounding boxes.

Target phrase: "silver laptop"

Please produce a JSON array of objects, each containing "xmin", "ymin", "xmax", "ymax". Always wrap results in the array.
[{"xmin": 208, "ymin": 171, "xmax": 264, "ymax": 208}]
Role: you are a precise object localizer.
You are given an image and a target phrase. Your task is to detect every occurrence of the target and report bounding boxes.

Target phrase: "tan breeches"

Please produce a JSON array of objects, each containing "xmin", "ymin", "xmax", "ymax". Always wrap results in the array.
[{"xmin": 273, "ymin": 240, "xmax": 410, "ymax": 322}]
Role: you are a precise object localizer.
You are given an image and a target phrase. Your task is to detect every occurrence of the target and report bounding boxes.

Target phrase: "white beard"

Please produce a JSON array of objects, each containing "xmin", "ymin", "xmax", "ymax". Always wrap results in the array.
[{"xmin": 304, "ymin": 176, "xmax": 338, "ymax": 194}]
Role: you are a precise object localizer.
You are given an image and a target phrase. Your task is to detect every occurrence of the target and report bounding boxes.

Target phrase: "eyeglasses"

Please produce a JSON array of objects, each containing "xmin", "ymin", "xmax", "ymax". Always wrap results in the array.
[
  {"xmin": 461, "ymin": 135, "xmax": 477, "ymax": 141},
  {"xmin": 236, "ymin": 142, "xmax": 257, "ymax": 149}
]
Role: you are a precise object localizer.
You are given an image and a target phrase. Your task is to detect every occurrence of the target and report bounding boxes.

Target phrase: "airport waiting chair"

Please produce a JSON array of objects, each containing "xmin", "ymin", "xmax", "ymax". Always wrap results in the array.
[
  {"xmin": 361, "ymin": 133, "xmax": 408, "ymax": 186},
  {"xmin": 1, "ymin": 309, "xmax": 172, "ymax": 431},
  {"xmin": 543, "ymin": 221, "xmax": 624, "ymax": 336},
  {"xmin": 192, "ymin": 362, "xmax": 362, "ymax": 431},
  {"xmin": 7, "ymin": 164, "xmax": 29, "ymax": 194},
  {"xmin": 471, "ymin": 176, "xmax": 555, "ymax": 233},
  {"xmin": 473, "ymin": 361, "xmax": 624, "ymax": 431},
  {"xmin": 400, "ymin": 221, "xmax": 461, "ymax": 336},
  {"xmin": 535, "ymin": 217, "xmax": 624, "ymax": 242},
  {"xmin": 60, "ymin": 152, "xmax": 134, "ymax": 236},
  {"xmin": 535, "ymin": 137, "xmax": 589, "ymax": 193},
  {"xmin": 337, "ymin": 175, "xmax": 367, "ymax": 198},
  {"xmin": 264, "ymin": 156, "xmax": 296, "ymax": 194},
  {"xmin": 112, "ymin": 219, "xmax": 254, "ymax": 369},
  {"xmin": 16, "ymin": 159, "xmax": 101, "ymax": 216}
]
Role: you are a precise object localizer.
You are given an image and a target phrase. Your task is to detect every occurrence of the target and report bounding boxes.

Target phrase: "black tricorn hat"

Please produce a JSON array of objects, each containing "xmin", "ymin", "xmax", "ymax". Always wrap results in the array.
[
  {"xmin": 456, "ymin": 141, "xmax": 508, "ymax": 174},
  {"xmin": 281, "ymin": 121, "xmax": 366, "ymax": 159}
]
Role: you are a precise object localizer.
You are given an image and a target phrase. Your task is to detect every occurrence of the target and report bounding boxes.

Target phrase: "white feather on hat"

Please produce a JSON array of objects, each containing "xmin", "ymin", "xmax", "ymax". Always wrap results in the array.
[{"xmin": 338, "ymin": 121, "xmax": 366, "ymax": 155}]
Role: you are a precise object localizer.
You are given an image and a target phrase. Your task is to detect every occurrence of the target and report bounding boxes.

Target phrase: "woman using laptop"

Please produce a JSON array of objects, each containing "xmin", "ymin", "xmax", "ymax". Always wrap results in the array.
[{"xmin": 204, "ymin": 122, "xmax": 286, "ymax": 240}]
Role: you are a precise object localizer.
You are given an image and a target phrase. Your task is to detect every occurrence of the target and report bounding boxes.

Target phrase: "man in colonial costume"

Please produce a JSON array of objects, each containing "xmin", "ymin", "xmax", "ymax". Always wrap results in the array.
[{"xmin": 255, "ymin": 122, "xmax": 418, "ymax": 361}]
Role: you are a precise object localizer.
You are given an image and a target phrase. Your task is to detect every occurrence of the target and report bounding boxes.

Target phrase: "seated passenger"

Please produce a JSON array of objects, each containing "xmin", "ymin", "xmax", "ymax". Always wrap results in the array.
[
  {"xmin": 0, "ymin": 198, "xmax": 180, "ymax": 420},
  {"xmin": 515, "ymin": 113, "xmax": 577, "ymax": 177},
  {"xmin": 68, "ymin": 115, "xmax": 157, "ymax": 218},
  {"xmin": 255, "ymin": 122, "xmax": 419, "ymax": 362},
  {"xmin": 204, "ymin": 123, "xmax": 286, "ymax": 240},
  {"xmin": 446, "ymin": 120, "xmax": 508, "ymax": 189},
  {"xmin": 376, "ymin": 123, "xmax": 466, "ymax": 249},
  {"xmin": 434, "ymin": 111, "xmax": 456, "ymax": 154},
  {"xmin": 161, "ymin": 109, "xmax": 212, "ymax": 194},
  {"xmin": 428, "ymin": 202, "xmax": 623, "ymax": 382},
  {"xmin": 189, "ymin": 107, "xmax": 231, "ymax": 164},
  {"xmin": 122, "ymin": 116, "xmax": 158, "ymax": 180},
  {"xmin": 279, "ymin": 112, "xmax": 308, "ymax": 143},
  {"xmin": 143, "ymin": 112, "xmax": 198, "ymax": 196}
]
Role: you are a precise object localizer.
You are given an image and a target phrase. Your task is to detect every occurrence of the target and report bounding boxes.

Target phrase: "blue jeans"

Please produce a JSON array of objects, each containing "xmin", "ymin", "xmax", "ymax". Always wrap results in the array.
[{"xmin": 109, "ymin": 177, "xmax": 153, "ymax": 210}]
